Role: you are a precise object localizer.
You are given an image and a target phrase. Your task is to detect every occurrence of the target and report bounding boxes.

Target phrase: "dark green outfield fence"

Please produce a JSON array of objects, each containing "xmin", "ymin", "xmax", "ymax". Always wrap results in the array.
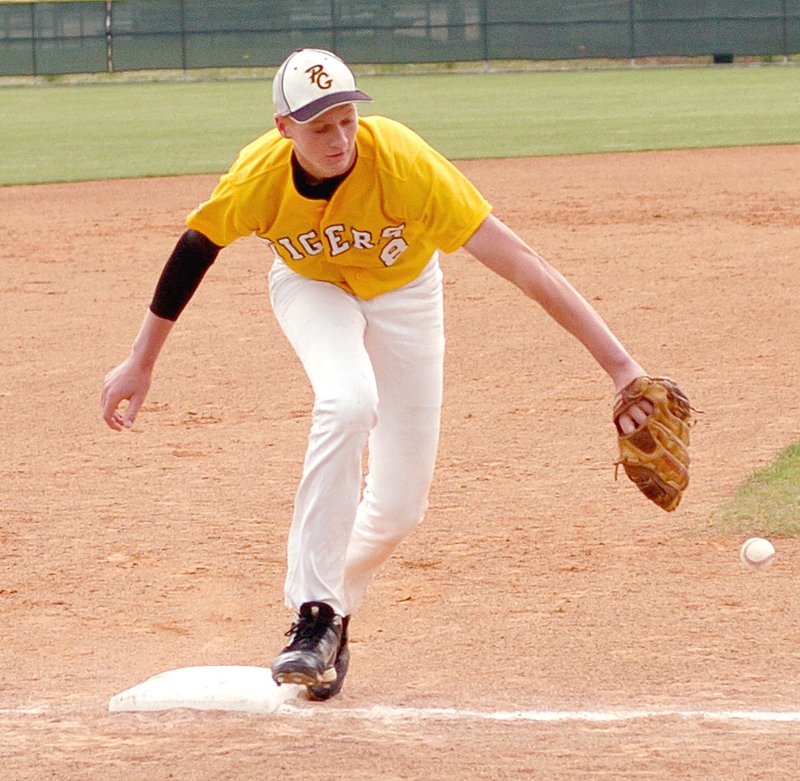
[{"xmin": 2, "ymin": 0, "xmax": 799, "ymax": 77}]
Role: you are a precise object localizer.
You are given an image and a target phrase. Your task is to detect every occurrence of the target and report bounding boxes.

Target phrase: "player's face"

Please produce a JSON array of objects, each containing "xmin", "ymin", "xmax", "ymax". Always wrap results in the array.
[{"xmin": 277, "ymin": 103, "xmax": 359, "ymax": 181}]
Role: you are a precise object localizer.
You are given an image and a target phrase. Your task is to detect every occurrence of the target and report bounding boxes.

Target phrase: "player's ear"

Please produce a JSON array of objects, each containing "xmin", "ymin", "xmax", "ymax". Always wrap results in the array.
[{"xmin": 275, "ymin": 114, "xmax": 291, "ymax": 138}]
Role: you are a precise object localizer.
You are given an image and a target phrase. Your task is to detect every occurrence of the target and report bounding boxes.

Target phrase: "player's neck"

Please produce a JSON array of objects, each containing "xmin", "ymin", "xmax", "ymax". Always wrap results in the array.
[{"xmin": 291, "ymin": 153, "xmax": 356, "ymax": 200}]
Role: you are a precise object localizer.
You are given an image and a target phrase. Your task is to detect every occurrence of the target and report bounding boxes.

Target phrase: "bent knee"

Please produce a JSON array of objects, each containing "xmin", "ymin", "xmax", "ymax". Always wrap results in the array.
[
  {"xmin": 372, "ymin": 497, "xmax": 429, "ymax": 543},
  {"xmin": 313, "ymin": 384, "xmax": 378, "ymax": 431}
]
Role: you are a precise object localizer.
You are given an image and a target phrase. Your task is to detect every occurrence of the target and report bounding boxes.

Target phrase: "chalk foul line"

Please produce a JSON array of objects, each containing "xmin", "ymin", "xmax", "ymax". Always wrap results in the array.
[
  {"xmin": 283, "ymin": 704, "xmax": 800, "ymax": 724},
  {"xmin": 3, "ymin": 703, "xmax": 800, "ymax": 724}
]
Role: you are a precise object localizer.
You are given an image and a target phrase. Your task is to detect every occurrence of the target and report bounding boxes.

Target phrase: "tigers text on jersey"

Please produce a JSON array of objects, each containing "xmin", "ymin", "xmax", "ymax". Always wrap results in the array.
[{"xmin": 186, "ymin": 115, "xmax": 492, "ymax": 299}]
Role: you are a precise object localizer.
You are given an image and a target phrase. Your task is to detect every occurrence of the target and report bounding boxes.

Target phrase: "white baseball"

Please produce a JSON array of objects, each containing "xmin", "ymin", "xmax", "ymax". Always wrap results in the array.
[{"xmin": 740, "ymin": 537, "xmax": 776, "ymax": 570}]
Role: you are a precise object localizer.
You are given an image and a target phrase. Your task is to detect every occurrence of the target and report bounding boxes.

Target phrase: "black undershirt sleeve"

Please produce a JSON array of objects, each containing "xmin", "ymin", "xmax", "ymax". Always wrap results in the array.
[{"xmin": 149, "ymin": 229, "xmax": 221, "ymax": 321}]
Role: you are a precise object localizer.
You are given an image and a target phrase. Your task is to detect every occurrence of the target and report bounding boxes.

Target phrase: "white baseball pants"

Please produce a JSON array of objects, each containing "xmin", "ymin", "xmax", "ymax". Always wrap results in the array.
[{"xmin": 268, "ymin": 255, "xmax": 445, "ymax": 617}]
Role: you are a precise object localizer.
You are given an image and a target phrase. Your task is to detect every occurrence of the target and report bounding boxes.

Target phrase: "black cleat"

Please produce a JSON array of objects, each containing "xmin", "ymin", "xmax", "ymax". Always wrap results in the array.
[
  {"xmin": 306, "ymin": 615, "xmax": 350, "ymax": 701},
  {"xmin": 271, "ymin": 602, "xmax": 343, "ymax": 687}
]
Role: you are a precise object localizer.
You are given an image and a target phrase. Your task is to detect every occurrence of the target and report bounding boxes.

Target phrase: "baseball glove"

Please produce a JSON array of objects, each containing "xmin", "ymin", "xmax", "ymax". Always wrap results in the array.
[{"xmin": 612, "ymin": 376, "xmax": 694, "ymax": 512}]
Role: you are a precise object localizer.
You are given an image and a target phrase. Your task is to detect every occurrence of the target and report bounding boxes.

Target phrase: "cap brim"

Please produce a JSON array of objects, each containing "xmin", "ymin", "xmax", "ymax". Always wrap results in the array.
[{"xmin": 289, "ymin": 90, "xmax": 372, "ymax": 123}]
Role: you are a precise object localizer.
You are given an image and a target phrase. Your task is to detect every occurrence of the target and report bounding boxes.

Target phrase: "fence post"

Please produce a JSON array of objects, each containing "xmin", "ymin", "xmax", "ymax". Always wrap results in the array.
[
  {"xmin": 29, "ymin": 2, "xmax": 37, "ymax": 76},
  {"xmin": 330, "ymin": 0, "xmax": 338, "ymax": 55},
  {"xmin": 782, "ymin": 0, "xmax": 788, "ymax": 62},
  {"xmin": 179, "ymin": 0, "xmax": 187, "ymax": 71},
  {"xmin": 481, "ymin": 0, "xmax": 489, "ymax": 65},
  {"xmin": 627, "ymin": 0, "xmax": 636, "ymax": 64},
  {"xmin": 105, "ymin": 1, "xmax": 113, "ymax": 73}
]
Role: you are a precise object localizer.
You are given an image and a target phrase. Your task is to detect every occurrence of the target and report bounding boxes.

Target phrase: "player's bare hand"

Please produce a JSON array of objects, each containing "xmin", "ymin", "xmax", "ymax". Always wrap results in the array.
[
  {"xmin": 101, "ymin": 357, "xmax": 152, "ymax": 431},
  {"xmin": 615, "ymin": 398, "xmax": 653, "ymax": 435}
]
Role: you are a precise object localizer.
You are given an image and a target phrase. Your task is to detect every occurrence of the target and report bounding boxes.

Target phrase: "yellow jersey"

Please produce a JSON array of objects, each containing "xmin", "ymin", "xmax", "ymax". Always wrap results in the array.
[{"xmin": 186, "ymin": 115, "xmax": 492, "ymax": 299}]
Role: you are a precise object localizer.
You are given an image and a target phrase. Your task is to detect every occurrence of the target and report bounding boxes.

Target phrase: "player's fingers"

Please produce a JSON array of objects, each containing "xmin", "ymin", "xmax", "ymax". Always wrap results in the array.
[
  {"xmin": 103, "ymin": 409, "xmax": 124, "ymax": 431},
  {"xmin": 617, "ymin": 412, "xmax": 635, "ymax": 435},
  {"xmin": 101, "ymin": 392, "xmax": 117, "ymax": 427},
  {"xmin": 101, "ymin": 385, "xmax": 121, "ymax": 425},
  {"xmin": 122, "ymin": 393, "xmax": 144, "ymax": 429},
  {"xmin": 618, "ymin": 400, "xmax": 654, "ymax": 435},
  {"xmin": 101, "ymin": 384, "xmax": 132, "ymax": 431},
  {"xmin": 629, "ymin": 402, "xmax": 651, "ymax": 428}
]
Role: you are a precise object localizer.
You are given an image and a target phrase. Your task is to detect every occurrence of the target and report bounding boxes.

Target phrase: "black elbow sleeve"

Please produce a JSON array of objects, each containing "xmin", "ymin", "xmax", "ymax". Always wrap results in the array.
[{"xmin": 149, "ymin": 230, "xmax": 221, "ymax": 321}]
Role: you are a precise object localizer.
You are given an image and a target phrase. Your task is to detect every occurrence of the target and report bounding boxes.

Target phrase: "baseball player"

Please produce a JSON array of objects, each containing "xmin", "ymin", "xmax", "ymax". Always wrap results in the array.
[{"xmin": 101, "ymin": 48, "xmax": 653, "ymax": 701}]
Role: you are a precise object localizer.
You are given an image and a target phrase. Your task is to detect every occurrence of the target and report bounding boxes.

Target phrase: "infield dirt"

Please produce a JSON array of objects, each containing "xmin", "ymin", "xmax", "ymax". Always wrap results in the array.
[{"xmin": 2, "ymin": 145, "xmax": 799, "ymax": 779}]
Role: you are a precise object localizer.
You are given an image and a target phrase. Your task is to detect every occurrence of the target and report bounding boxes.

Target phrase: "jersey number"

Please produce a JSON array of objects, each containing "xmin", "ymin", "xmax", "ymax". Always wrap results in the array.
[{"xmin": 379, "ymin": 225, "xmax": 408, "ymax": 267}]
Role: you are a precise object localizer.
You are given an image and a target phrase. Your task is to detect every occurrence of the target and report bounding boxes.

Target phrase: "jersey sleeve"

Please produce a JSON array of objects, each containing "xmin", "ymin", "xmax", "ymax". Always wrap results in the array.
[
  {"xmin": 184, "ymin": 169, "xmax": 262, "ymax": 247},
  {"xmin": 409, "ymin": 143, "xmax": 492, "ymax": 254}
]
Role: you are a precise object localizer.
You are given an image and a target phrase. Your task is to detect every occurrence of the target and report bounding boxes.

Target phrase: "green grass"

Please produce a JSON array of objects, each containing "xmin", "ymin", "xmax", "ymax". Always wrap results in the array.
[
  {"xmin": 1, "ymin": 81, "xmax": 271, "ymax": 184},
  {"xmin": 368, "ymin": 67, "xmax": 800, "ymax": 159},
  {"xmin": 713, "ymin": 444, "xmax": 800, "ymax": 538},
  {"xmin": 2, "ymin": 65, "xmax": 798, "ymax": 185}
]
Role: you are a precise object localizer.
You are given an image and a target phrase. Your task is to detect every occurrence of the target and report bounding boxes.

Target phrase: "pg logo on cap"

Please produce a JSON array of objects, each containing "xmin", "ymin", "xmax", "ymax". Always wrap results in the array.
[{"xmin": 305, "ymin": 64, "xmax": 333, "ymax": 90}]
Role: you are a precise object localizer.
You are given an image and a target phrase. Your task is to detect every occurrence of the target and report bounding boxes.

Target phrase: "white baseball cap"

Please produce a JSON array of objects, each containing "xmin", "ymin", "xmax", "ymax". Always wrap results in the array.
[{"xmin": 273, "ymin": 49, "xmax": 372, "ymax": 123}]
